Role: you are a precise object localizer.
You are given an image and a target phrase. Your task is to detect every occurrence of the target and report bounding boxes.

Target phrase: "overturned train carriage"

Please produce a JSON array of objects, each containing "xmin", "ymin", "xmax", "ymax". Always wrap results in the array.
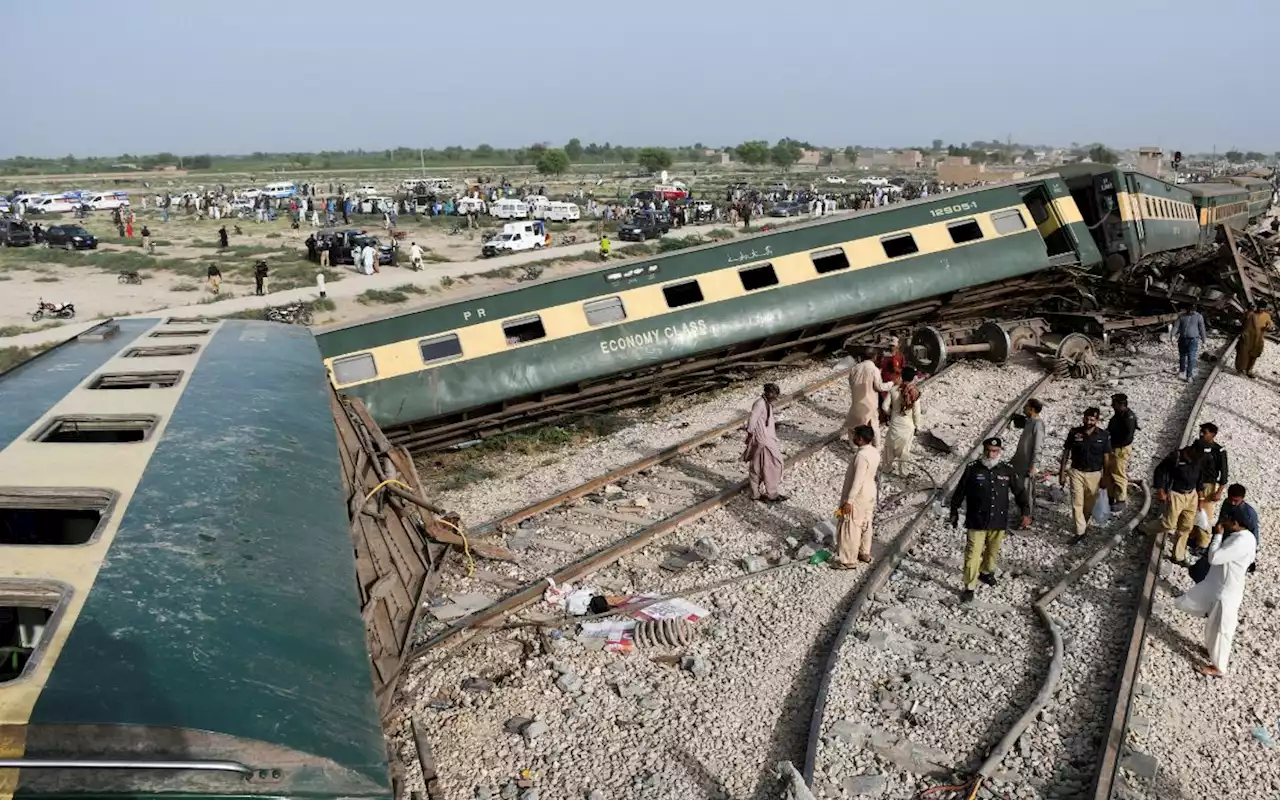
[
  {"xmin": 316, "ymin": 176, "xmax": 1105, "ymax": 450},
  {"xmin": 0, "ymin": 320, "xmax": 392, "ymax": 800}
]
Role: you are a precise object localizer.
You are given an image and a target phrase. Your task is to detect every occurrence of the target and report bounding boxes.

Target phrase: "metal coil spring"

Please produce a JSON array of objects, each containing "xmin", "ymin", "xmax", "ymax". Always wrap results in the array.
[{"xmin": 633, "ymin": 618, "xmax": 693, "ymax": 649}]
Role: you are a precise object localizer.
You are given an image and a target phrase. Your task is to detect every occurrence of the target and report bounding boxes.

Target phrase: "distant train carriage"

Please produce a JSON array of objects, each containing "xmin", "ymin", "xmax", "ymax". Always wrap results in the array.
[
  {"xmin": 1046, "ymin": 163, "xmax": 1200, "ymax": 271},
  {"xmin": 0, "ymin": 319, "xmax": 390, "ymax": 800},
  {"xmin": 1219, "ymin": 175, "xmax": 1273, "ymax": 221},
  {"xmin": 1185, "ymin": 182, "xmax": 1252, "ymax": 235},
  {"xmin": 316, "ymin": 176, "xmax": 1102, "ymax": 439}
]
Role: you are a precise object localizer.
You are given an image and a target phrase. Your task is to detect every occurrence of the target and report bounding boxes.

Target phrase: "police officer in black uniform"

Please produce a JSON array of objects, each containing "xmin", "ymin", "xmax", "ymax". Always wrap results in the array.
[
  {"xmin": 949, "ymin": 437, "xmax": 1031, "ymax": 602},
  {"xmin": 1192, "ymin": 422, "xmax": 1229, "ymax": 554},
  {"xmin": 1106, "ymin": 394, "xmax": 1138, "ymax": 508},
  {"xmin": 1059, "ymin": 407, "xmax": 1113, "ymax": 540}
]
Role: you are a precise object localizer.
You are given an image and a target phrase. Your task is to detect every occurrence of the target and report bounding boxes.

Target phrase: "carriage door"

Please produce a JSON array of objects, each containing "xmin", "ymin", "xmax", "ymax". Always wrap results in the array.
[{"xmin": 1020, "ymin": 184, "xmax": 1076, "ymax": 262}]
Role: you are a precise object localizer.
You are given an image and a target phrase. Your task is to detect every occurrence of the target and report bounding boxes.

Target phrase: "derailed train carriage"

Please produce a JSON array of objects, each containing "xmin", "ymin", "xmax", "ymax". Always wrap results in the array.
[
  {"xmin": 0, "ymin": 320, "xmax": 391, "ymax": 800},
  {"xmin": 315, "ymin": 165, "xmax": 1273, "ymax": 451}
]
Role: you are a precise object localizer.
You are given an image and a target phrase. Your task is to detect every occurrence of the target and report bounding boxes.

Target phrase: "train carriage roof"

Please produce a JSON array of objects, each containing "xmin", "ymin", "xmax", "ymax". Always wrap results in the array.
[
  {"xmin": 0, "ymin": 319, "xmax": 389, "ymax": 798},
  {"xmin": 1183, "ymin": 183, "xmax": 1249, "ymax": 200},
  {"xmin": 1222, "ymin": 175, "xmax": 1271, "ymax": 188}
]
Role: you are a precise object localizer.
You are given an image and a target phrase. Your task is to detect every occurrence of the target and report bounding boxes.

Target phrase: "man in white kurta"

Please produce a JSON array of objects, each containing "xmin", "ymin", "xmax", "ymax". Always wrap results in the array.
[
  {"xmin": 1175, "ymin": 515, "xmax": 1257, "ymax": 676},
  {"xmin": 845, "ymin": 347, "xmax": 893, "ymax": 446},
  {"xmin": 835, "ymin": 425, "xmax": 881, "ymax": 568},
  {"xmin": 881, "ymin": 366, "xmax": 921, "ymax": 476}
]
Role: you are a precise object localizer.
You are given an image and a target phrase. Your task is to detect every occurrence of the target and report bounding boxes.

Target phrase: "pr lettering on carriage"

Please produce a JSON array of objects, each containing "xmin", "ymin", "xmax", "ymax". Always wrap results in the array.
[{"xmin": 599, "ymin": 319, "xmax": 710, "ymax": 355}]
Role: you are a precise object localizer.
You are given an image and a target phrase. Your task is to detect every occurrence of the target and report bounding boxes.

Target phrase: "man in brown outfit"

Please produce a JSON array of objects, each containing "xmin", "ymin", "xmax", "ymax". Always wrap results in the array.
[
  {"xmin": 835, "ymin": 425, "xmax": 880, "ymax": 568},
  {"xmin": 1235, "ymin": 302, "xmax": 1272, "ymax": 378},
  {"xmin": 743, "ymin": 383, "xmax": 787, "ymax": 503}
]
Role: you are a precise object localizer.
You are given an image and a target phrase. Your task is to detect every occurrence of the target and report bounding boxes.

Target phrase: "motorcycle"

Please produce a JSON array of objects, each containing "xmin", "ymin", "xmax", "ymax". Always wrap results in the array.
[
  {"xmin": 265, "ymin": 302, "xmax": 314, "ymax": 326},
  {"xmin": 118, "ymin": 271, "xmax": 143, "ymax": 285},
  {"xmin": 31, "ymin": 299, "xmax": 76, "ymax": 322}
]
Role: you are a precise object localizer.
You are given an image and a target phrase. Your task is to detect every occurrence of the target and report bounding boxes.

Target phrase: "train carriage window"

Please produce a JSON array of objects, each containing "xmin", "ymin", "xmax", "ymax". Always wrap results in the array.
[
  {"xmin": 584, "ymin": 296, "xmax": 627, "ymax": 326},
  {"xmin": 0, "ymin": 488, "xmax": 114, "ymax": 546},
  {"xmin": 123, "ymin": 345, "xmax": 199, "ymax": 357},
  {"xmin": 149, "ymin": 329, "xmax": 209, "ymax": 338},
  {"xmin": 88, "ymin": 371, "xmax": 183, "ymax": 389},
  {"xmin": 419, "ymin": 333, "xmax": 463, "ymax": 364},
  {"xmin": 946, "ymin": 219, "xmax": 984, "ymax": 244},
  {"xmin": 332, "ymin": 352, "xmax": 377, "ymax": 384},
  {"xmin": 880, "ymin": 234, "xmax": 919, "ymax": 259},
  {"xmin": 35, "ymin": 415, "xmax": 157, "ymax": 444},
  {"xmin": 810, "ymin": 247, "xmax": 850, "ymax": 274},
  {"xmin": 0, "ymin": 583, "xmax": 64, "ymax": 685},
  {"xmin": 738, "ymin": 263, "xmax": 780, "ymax": 291},
  {"xmin": 502, "ymin": 315, "xmax": 547, "ymax": 345},
  {"xmin": 662, "ymin": 280, "xmax": 704, "ymax": 308},
  {"xmin": 991, "ymin": 209, "xmax": 1027, "ymax": 234}
]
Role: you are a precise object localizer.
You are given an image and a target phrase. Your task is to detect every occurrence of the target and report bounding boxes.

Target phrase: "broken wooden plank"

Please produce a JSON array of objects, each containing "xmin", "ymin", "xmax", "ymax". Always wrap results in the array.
[{"xmin": 427, "ymin": 528, "xmax": 520, "ymax": 562}]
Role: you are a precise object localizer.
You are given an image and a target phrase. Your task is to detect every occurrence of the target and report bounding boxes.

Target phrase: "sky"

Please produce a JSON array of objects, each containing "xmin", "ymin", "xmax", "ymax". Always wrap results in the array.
[{"xmin": 2, "ymin": 0, "xmax": 1276, "ymax": 159}]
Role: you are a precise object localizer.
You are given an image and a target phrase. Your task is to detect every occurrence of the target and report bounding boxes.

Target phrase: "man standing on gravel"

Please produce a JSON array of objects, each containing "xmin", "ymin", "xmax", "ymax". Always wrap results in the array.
[
  {"xmin": 846, "ymin": 346, "xmax": 894, "ymax": 446},
  {"xmin": 743, "ymin": 383, "xmax": 787, "ymax": 504},
  {"xmin": 835, "ymin": 425, "xmax": 880, "ymax": 569},
  {"xmin": 1010, "ymin": 399, "xmax": 1045, "ymax": 520},
  {"xmin": 1106, "ymin": 394, "xmax": 1139, "ymax": 509},
  {"xmin": 881, "ymin": 366, "xmax": 921, "ymax": 476},
  {"xmin": 1175, "ymin": 306, "xmax": 1207, "ymax": 382},
  {"xmin": 1059, "ymin": 407, "xmax": 1113, "ymax": 540},
  {"xmin": 1193, "ymin": 423, "xmax": 1229, "ymax": 552},
  {"xmin": 949, "ymin": 437, "xmax": 1031, "ymax": 602},
  {"xmin": 1154, "ymin": 443, "xmax": 1208, "ymax": 566},
  {"xmin": 1235, "ymin": 302, "xmax": 1272, "ymax": 378},
  {"xmin": 1175, "ymin": 513, "xmax": 1256, "ymax": 677}
]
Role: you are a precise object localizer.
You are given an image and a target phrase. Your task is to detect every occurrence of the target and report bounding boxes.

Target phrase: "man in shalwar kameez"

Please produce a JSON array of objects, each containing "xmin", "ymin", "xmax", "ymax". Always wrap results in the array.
[
  {"xmin": 743, "ymin": 383, "xmax": 787, "ymax": 503},
  {"xmin": 881, "ymin": 366, "xmax": 922, "ymax": 476},
  {"xmin": 1235, "ymin": 302, "xmax": 1272, "ymax": 379},
  {"xmin": 835, "ymin": 425, "xmax": 880, "ymax": 568},
  {"xmin": 846, "ymin": 347, "xmax": 894, "ymax": 446},
  {"xmin": 1175, "ymin": 514, "xmax": 1257, "ymax": 677}
]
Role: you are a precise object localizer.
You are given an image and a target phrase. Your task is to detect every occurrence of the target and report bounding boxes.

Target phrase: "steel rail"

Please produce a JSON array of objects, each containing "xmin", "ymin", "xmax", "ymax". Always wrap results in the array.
[
  {"xmin": 1090, "ymin": 337, "xmax": 1237, "ymax": 800},
  {"xmin": 800, "ymin": 370, "xmax": 1055, "ymax": 785}
]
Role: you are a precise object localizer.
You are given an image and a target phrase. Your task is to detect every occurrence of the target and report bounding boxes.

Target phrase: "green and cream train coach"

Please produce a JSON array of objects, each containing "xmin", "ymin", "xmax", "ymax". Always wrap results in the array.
[
  {"xmin": 316, "ymin": 176, "xmax": 1103, "ymax": 437},
  {"xmin": 0, "ymin": 319, "xmax": 390, "ymax": 800}
]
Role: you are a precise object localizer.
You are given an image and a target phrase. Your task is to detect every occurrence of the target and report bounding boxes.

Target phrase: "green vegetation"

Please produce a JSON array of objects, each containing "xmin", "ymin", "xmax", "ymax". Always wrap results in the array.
[
  {"xmin": 636, "ymin": 147, "xmax": 673, "ymax": 174},
  {"xmin": 357, "ymin": 288, "xmax": 411, "ymax": 305},
  {"xmin": 434, "ymin": 463, "xmax": 498, "ymax": 491},
  {"xmin": 706, "ymin": 228, "xmax": 736, "ymax": 241},
  {"xmin": 0, "ymin": 344, "xmax": 55, "ymax": 373},
  {"xmin": 656, "ymin": 235, "xmax": 707, "ymax": 253},
  {"xmin": 391, "ymin": 283, "xmax": 428, "ymax": 295},
  {"xmin": 0, "ymin": 321, "xmax": 62, "ymax": 338},
  {"xmin": 171, "ymin": 282, "xmax": 201, "ymax": 292},
  {"xmin": 535, "ymin": 149, "xmax": 571, "ymax": 176},
  {"xmin": 439, "ymin": 275, "xmax": 455, "ymax": 289}
]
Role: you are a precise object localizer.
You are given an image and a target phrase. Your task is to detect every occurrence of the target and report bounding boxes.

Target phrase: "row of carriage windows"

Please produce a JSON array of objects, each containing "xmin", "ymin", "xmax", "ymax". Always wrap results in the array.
[
  {"xmin": 1210, "ymin": 202, "xmax": 1248, "ymax": 221},
  {"xmin": 331, "ymin": 211, "xmax": 1030, "ymax": 385},
  {"xmin": 1141, "ymin": 196, "xmax": 1195, "ymax": 221},
  {"xmin": 3, "ymin": 323, "xmax": 212, "ymax": 683}
]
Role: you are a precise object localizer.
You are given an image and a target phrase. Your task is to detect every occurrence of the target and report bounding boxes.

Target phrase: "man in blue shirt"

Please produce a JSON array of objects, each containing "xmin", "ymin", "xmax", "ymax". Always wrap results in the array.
[{"xmin": 1174, "ymin": 306, "xmax": 1207, "ymax": 383}]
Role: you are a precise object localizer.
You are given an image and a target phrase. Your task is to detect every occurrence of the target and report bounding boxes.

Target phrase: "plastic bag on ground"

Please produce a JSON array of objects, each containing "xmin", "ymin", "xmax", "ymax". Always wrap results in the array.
[
  {"xmin": 1195, "ymin": 508, "xmax": 1211, "ymax": 531},
  {"xmin": 1092, "ymin": 490, "xmax": 1111, "ymax": 524}
]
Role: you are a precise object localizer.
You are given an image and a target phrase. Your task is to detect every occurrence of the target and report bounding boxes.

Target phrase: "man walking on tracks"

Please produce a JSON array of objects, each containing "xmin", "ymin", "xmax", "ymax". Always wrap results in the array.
[
  {"xmin": 1010, "ymin": 398, "xmax": 1045, "ymax": 521},
  {"xmin": 835, "ymin": 425, "xmax": 880, "ymax": 569},
  {"xmin": 846, "ymin": 346, "xmax": 894, "ymax": 446},
  {"xmin": 743, "ymin": 383, "xmax": 787, "ymax": 503},
  {"xmin": 1154, "ymin": 443, "xmax": 1208, "ymax": 566},
  {"xmin": 950, "ymin": 437, "xmax": 1031, "ymax": 602},
  {"xmin": 206, "ymin": 263, "xmax": 221, "ymax": 294},
  {"xmin": 253, "ymin": 260, "xmax": 269, "ymax": 296},
  {"xmin": 1059, "ymin": 407, "xmax": 1113, "ymax": 540},
  {"xmin": 1175, "ymin": 305, "xmax": 1207, "ymax": 382},
  {"xmin": 1106, "ymin": 394, "xmax": 1139, "ymax": 509},
  {"xmin": 1175, "ymin": 512, "xmax": 1256, "ymax": 677},
  {"xmin": 1235, "ymin": 302, "xmax": 1272, "ymax": 378}
]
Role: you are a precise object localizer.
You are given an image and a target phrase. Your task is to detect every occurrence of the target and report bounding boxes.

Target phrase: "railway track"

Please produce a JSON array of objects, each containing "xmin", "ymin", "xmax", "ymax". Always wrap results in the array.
[
  {"xmin": 398, "ymin": 359, "xmax": 1051, "ymax": 799},
  {"xmin": 801, "ymin": 341, "xmax": 1232, "ymax": 800}
]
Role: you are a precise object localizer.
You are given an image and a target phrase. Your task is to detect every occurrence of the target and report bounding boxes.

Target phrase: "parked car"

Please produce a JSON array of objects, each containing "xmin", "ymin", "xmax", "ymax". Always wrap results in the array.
[
  {"xmin": 616, "ymin": 214, "xmax": 670, "ymax": 242},
  {"xmin": 0, "ymin": 220, "xmax": 34, "ymax": 247},
  {"xmin": 825, "ymin": 175, "xmax": 847, "ymax": 184},
  {"xmin": 313, "ymin": 229, "xmax": 393, "ymax": 266},
  {"xmin": 768, "ymin": 201, "xmax": 805, "ymax": 217},
  {"xmin": 43, "ymin": 224, "xmax": 98, "ymax": 250}
]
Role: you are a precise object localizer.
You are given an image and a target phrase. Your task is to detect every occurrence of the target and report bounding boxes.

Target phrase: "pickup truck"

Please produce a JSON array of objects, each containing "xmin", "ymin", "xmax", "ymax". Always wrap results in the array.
[{"xmin": 616, "ymin": 214, "xmax": 670, "ymax": 242}]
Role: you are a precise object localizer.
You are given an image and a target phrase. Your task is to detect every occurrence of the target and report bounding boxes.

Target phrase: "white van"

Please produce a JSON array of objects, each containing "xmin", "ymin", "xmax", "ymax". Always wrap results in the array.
[
  {"xmin": 541, "ymin": 201, "xmax": 580, "ymax": 222},
  {"xmin": 491, "ymin": 198, "xmax": 530, "ymax": 220},
  {"xmin": 263, "ymin": 181, "xmax": 297, "ymax": 199},
  {"xmin": 482, "ymin": 221, "xmax": 546, "ymax": 257},
  {"xmin": 31, "ymin": 196, "xmax": 75, "ymax": 213},
  {"xmin": 86, "ymin": 191, "xmax": 130, "ymax": 210}
]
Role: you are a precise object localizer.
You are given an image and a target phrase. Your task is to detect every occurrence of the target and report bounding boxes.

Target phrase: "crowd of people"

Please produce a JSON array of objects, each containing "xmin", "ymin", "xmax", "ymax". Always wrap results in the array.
[{"xmin": 741, "ymin": 327, "xmax": 1271, "ymax": 679}]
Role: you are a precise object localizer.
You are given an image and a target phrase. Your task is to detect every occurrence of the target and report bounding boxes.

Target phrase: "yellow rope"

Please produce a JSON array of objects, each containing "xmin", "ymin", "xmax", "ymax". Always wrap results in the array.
[
  {"xmin": 966, "ymin": 778, "xmax": 983, "ymax": 800},
  {"xmin": 436, "ymin": 517, "xmax": 475, "ymax": 578},
  {"xmin": 363, "ymin": 478, "xmax": 474, "ymax": 577}
]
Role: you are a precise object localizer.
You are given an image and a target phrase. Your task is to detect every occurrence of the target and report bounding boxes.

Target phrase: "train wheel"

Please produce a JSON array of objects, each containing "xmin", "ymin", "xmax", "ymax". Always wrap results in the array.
[
  {"xmin": 908, "ymin": 326, "xmax": 947, "ymax": 375},
  {"xmin": 976, "ymin": 322, "xmax": 1012, "ymax": 364}
]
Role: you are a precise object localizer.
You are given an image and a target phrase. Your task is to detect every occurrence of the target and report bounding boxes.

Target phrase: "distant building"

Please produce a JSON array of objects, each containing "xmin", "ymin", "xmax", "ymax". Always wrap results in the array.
[
  {"xmin": 1137, "ymin": 146, "xmax": 1164, "ymax": 177},
  {"xmin": 937, "ymin": 163, "xmax": 1026, "ymax": 184},
  {"xmin": 893, "ymin": 150, "xmax": 923, "ymax": 169},
  {"xmin": 797, "ymin": 149, "xmax": 823, "ymax": 166}
]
